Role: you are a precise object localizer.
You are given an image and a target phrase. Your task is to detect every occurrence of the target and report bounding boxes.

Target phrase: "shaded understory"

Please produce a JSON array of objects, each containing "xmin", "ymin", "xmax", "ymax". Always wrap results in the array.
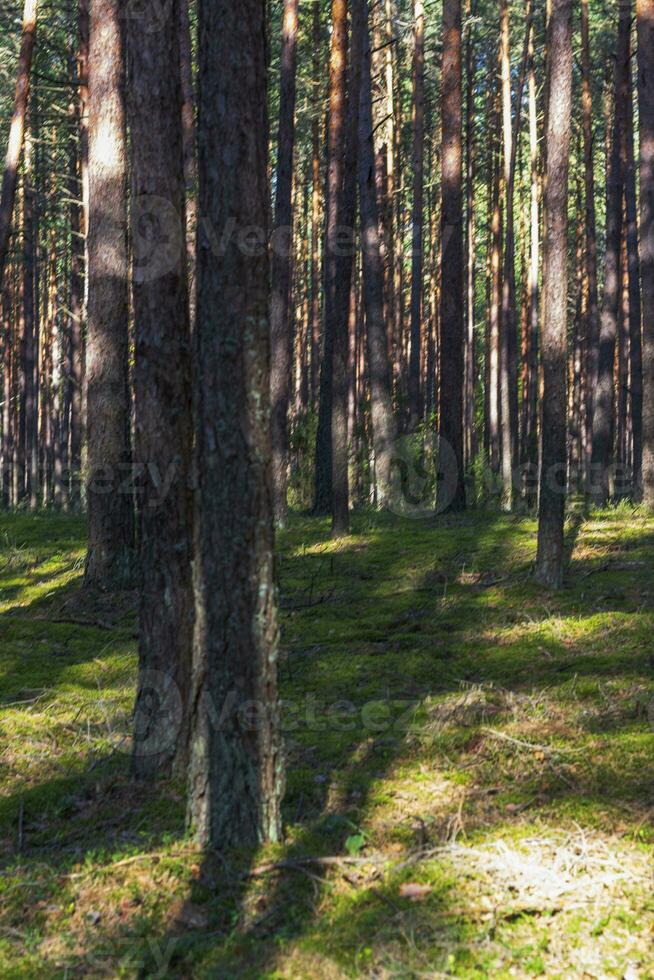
[{"xmin": 0, "ymin": 507, "xmax": 653, "ymax": 977}]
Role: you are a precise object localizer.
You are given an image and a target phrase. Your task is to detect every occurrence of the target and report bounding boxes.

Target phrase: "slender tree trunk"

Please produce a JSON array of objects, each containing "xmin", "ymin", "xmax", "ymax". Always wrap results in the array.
[
  {"xmin": 314, "ymin": 0, "xmax": 348, "ymax": 516},
  {"xmin": 522, "ymin": 29, "xmax": 539, "ymax": 505},
  {"xmin": 69, "ymin": 0, "xmax": 88, "ymax": 508},
  {"xmin": 179, "ymin": 0, "xmax": 196, "ymax": 325},
  {"xmin": 331, "ymin": 0, "xmax": 362, "ymax": 536},
  {"xmin": 439, "ymin": 0, "xmax": 466, "ymax": 511},
  {"xmin": 580, "ymin": 0, "xmax": 600, "ymax": 488},
  {"xmin": 310, "ymin": 0, "xmax": 322, "ymax": 409},
  {"xmin": 270, "ymin": 0, "xmax": 299, "ymax": 526},
  {"xmin": 489, "ymin": 85, "xmax": 502, "ymax": 474},
  {"xmin": 126, "ymin": 0, "xmax": 194, "ymax": 778},
  {"xmin": 0, "ymin": 0, "xmax": 37, "ymax": 292},
  {"xmin": 590, "ymin": 2, "xmax": 629, "ymax": 505},
  {"xmin": 21, "ymin": 124, "xmax": 37, "ymax": 509},
  {"xmin": 639, "ymin": 0, "xmax": 654, "ymax": 507},
  {"xmin": 187, "ymin": 0, "xmax": 283, "ymax": 850},
  {"xmin": 499, "ymin": 0, "xmax": 532, "ymax": 510},
  {"xmin": 357, "ymin": 0, "xmax": 397, "ymax": 506},
  {"xmin": 622, "ymin": 43, "xmax": 643, "ymax": 497},
  {"xmin": 85, "ymin": 0, "xmax": 134, "ymax": 587},
  {"xmin": 464, "ymin": 0, "xmax": 476, "ymax": 471},
  {"xmin": 535, "ymin": 0, "xmax": 573, "ymax": 589},
  {"xmin": 408, "ymin": 0, "xmax": 425, "ymax": 429}
]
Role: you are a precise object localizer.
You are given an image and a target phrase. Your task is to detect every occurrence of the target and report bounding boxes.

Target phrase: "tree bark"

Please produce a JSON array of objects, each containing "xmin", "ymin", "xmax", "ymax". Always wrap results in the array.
[
  {"xmin": 499, "ymin": 0, "xmax": 532, "ymax": 510},
  {"xmin": 521, "ymin": 27, "xmax": 539, "ymax": 505},
  {"xmin": 0, "ymin": 0, "xmax": 37, "ymax": 292},
  {"xmin": 535, "ymin": 0, "xmax": 573, "ymax": 589},
  {"xmin": 126, "ymin": 0, "xmax": 194, "ymax": 778},
  {"xmin": 270, "ymin": 0, "xmax": 299, "ymax": 526},
  {"xmin": 314, "ymin": 0, "xmax": 349, "ymax": 517},
  {"xmin": 439, "ymin": 0, "xmax": 466, "ymax": 511},
  {"xmin": 408, "ymin": 0, "xmax": 425, "ymax": 429},
  {"xmin": 580, "ymin": 0, "xmax": 600, "ymax": 488},
  {"xmin": 622, "ymin": 36, "xmax": 643, "ymax": 497},
  {"xmin": 85, "ymin": 0, "xmax": 134, "ymax": 587},
  {"xmin": 187, "ymin": 0, "xmax": 283, "ymax": 849},
  {"xmin": 639, "ymin": 0, "xmax": 654, "ymax": 507},
  {"xmin": 590, "ymin": 2, "xmax": 629, "ymax": 505},
  {"xmin": 357, "ymin": 0, "xmax": 397, "ymax": 506}
]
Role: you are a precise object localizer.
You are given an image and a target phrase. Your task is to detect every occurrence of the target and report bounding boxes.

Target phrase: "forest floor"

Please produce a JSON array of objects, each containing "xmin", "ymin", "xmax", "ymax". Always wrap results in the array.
[{"xmin": 0, "ymin": 507, "xmax": 653, "ymax": 978}]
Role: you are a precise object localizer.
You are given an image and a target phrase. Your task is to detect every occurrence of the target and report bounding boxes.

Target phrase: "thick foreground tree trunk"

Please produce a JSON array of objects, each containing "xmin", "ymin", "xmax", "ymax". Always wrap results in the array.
[
  {"xmin": 535, "ymin": 0, "xmax": 573, "ymax": 589},
  {"xmin": 126, "ymin": 0, "xmax": 194, "ymax": 777},
  {"xmin": 187, "ymin": 0, "xmax": 283, "ymax": 848},
  {"xmin": 270, "ymin": 0, "xmax": 299, "ymax": 526},
  {"xmin": 439, "ymin": 0, "xmax": 466, "ymax": 511},
  {"xmin": 0, "ymin": 0, "xmax": 37, "ymax": 292},
  {"xmin": 638, "ymin": 0, "xmax": 654, "ymax": 507},
  {"xmin": 84, "ymin": 0, "xmax": 134, "ymax": 588}
]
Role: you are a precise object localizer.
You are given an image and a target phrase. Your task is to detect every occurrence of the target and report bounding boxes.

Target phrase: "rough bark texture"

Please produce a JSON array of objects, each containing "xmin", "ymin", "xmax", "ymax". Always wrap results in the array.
[
  {"xmin": 0, "ymin": 0, "xmax": 37, "ymax": 292},
  {"xmin": 187, "ymin": 0, "xmax": 283, "ymax": 849},
  {"xmin": 580, "ymin": 0, "xmax": 600, "ymax": 486},
  {"xmin": 535, "ymin": 0, "xmax": 572, "ymax": 589},
  {"xmin": 85, "ymin": 0, "xmax": 134, "ymax": 587},
  {"xmin": 179, "ymin": 0, "xmax": 197, "ymax": 324},
  {"xmin": 126, "ymin": 0, "xmax": 194, "ymax": 778},
  {"xmin": 521, "ymin": 29, "xmax": 539, "ymax": 505},
  {"xmin": 357, "ymin": 0, "xmax": 397, "ymax": 505},
  {"xmin": 270, "ymin": 0, "xmax": 299, "ymax": 526},
  {"xmin": 623, "ymin": 57, "xmax": 643, "ymax": 496},
  {"xmin": 314, "ymin": 0, "xmax": 348, "ymax": 516},
  {"xmin": 439, "ymin": 0, "xmax": 466, "ymax": 511},
  {"xmin": 408, "ymin": 0, "xmax": 425, "ymax": 429},
  {"xmin": 639, "ymin": 0, "xmax": 654, "ymax": 507},
  {"xmin": 590, "ymin": 4, "xmax": 628, "ymax": 505}
]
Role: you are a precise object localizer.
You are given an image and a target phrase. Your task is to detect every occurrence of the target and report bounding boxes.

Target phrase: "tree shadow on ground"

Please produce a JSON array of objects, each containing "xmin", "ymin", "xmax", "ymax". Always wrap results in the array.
[{"xmin": 1, "ymin": 509, "xmax": 653, "ymax": 975}]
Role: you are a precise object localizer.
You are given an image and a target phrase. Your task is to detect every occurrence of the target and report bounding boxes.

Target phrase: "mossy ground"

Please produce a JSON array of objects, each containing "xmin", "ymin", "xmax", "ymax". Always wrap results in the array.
[{"xmin": 1, "ymin": 508, "xmax": 653, "ymax": 977}]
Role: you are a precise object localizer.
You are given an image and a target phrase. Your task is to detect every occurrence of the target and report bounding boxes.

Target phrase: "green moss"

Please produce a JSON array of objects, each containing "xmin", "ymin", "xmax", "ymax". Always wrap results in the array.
[{"xmin": 1, "ymin": 510, "xmax": 654, "ymax": 976}]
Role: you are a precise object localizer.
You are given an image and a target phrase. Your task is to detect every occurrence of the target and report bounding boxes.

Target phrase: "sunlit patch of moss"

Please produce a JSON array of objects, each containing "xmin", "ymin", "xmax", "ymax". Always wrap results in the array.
[{"xmin": 1, "ymin": 510, "xmax": 654, "ymax": 975}]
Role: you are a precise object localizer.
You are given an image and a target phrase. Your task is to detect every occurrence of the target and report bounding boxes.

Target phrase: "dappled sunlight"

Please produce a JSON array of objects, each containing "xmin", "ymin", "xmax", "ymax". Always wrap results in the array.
[{"xmin": 1, "ymin": 511, "xmax": 654, "ymax": 975}]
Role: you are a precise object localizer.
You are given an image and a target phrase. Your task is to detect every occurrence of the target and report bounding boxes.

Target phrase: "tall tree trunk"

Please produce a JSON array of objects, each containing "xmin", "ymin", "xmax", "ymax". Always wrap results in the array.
[
  {"xmin": 439, "ymin": 0, "xmax": 466, "ymax": 511},
  {"xmin": 464, "ymin": 0, "xmax": 476, "ymax": 471},
  {"xmin": 179, "ymin": 0, "xmax": 197, "ymax": 325},
  {"xmin": 310, "ymin": 0, "xmax": 323, "ymax": 409},
  {"xmin": 70, "ymin": 0, "xmax": 88, "ymax": 508},
  {"xmin": 0, "ymin": 0, "xmax": 37, "ymax": 292},
  {"xmin": 408, "ymin": 0, "xmax": 425, "ymax": 429},
  {"xmin": 488, "ymin": 84, "xmax": 502, "ymax": 474},
  {"xmin": 21, "ymin": 124, "xmax": 37, "ymax": 509},
  {"xmin": 580, "ymin": 0, "xmax": 600, "ymax": 488},
  {"xmin": 590, "ymin": 2, "xmax": 629, "ymax": 505},
  {"xmin": 639, "ymin": 0, "xmax": 654, "ymax": 507},
  {"xmin": 187, "ymin": 0, "xmax": 283, "ymax": 849},
  {"xmin": 314, "ymin": 0, "xmax": 349, "ymax": 516},
  {"xmin": 331, "ymin": 0, "xmax": 363, "ymax": 536},
  {"xmin": 499, "ymin": 0, "xmax": 532, "ymax": 510},
  {"xmin": 126, "ymin": 0, "xmax": 194, "ymax": 778},
  {"xmin": 270, "ymin": 0, "xmax": 299, "ymax": 526},
  {"xmin": 622, "ymin": 41, "xmax": 643, "ymax": 497},
  {"xmin": 522, "ymin": 28, "xmax": 539, "ymax": 505},
  {"xmin": 357, "ymin": 0, "xmax": 397, "ymax": 506},
  {"xmin": 535, "ymin": 0, "xmax": 573, "ymax": 589},
  {"xmin": 84, "ymin": 0, "xmax": 134, "ymax": 587}
]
